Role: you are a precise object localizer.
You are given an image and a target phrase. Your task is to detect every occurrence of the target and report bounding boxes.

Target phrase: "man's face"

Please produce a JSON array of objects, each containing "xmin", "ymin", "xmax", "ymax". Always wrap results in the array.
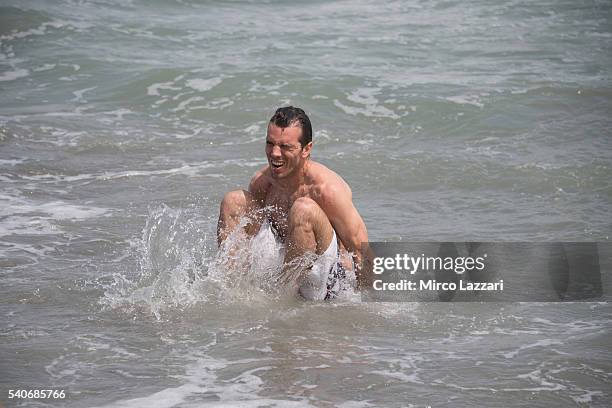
[{"xmin": 265, "ymin": 123, "xmax": 311, "ymax": 179}]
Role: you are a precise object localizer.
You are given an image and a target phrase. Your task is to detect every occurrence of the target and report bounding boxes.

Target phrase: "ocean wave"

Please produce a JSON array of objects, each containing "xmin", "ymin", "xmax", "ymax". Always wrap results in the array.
[{"xmin": 0, "ymin": 193, "xmax": 109, "ymax": 239}]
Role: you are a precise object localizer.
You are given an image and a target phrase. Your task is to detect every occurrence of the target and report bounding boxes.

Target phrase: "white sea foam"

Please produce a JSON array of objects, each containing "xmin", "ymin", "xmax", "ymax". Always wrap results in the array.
[
  {"xmin": 14, "ymin": 172, "xmax": 95, "ymax": 183},
  {"xmin": 91, "ymin": 383, "xmax": 205, "ymax": 408},
  {"xmin": 444, "ymin": 94, "xmax": 485, "ymax": 108},
  {"xmin": 186, "ymin": 77, "xmax": 223, "ymax": 92},
  {"xmin": 6, "ymin": 161, "xmax": 249, "ymax": 185},
  {"xmin": 171, "ymin": 96, "xmax": 205, "ymax": 112},
  {"xmin": 0, "ymin": 21, "xmax": 67, "ymax": 42},
  {"xmin": 0, "ymin": 193, "xmax": 109, "ymax": 237},
  {"xmin": 248, "ymin": 79, "xmax": 288, "ymax": 92},
  {"xmin": 99, "ymin": 163, "xmax": 215, "ymax": 180},
  {"xmin": 203, "ymin": 97, "xmax": 234, "ymax": 110},
  {"xmin": 102, "ymin": 108, "xmax": 133, "ymax": 120},
  {"xmin": 370, "ymin": 369, "xmax": 422, "ymax": 383},
  {"xmin": 71, "ymin": 86, "xmax": 97, "ymax": 102},
  {"xmin": 174, "ymin": 126, "xmax": 204, "ymax": 139},
  {"xmin": 0, "ymin": 68, "xmax": 29, "ymax": 82},
  {"xmin": 346, "ymin": 87, "xmax": 380, "ymax": 106},
  {"xmin": 334, "ymin": 88, "xmax": 400, "ymax": 119},
  {"xmin": 91, "ymin": 354, "xmax": 313, "ymax": 408},
  {"xmin": 36, "ymin": 201, "xmax": 108, "ymax": 220},
  {"xmin": 514, "ymin": 368, "xmax": 567, "ymax": 392},
  {"xmin": 0, "ymin": 194, "xmax": 107, "ymax": 220},
  {"xmin": 33, "ymin": 63, "xmax": 56, "ymax": 72},
  {"xmin": 571, "ymin": 390, "xmax": 604, "ymax": 404},
  {"xmin": 245, "ymin": 345, "xmax": 273, "ymax": 353},
  {"xmin": 27, "ymin": 128, "xmax": 86, "ymax": 147},
  {"xmin": 0, "ymin": 241, "xmax": 52, "ymax": 259},
  {"xmin": 336, "ymin": 402, "xmax": 376, "ymax": 408},
  {"xmin": 0, "ymin": 215, "xmax": 59, "ymax": 237},
  {"xmin": 147, "ymin": 81, "xmax": 181, "ymax": 96},
  {"xmin": 243, "ymin": 123, "xmax": 261, "ymax": 135},
  {"xmin": 0, "ymin": 158, "xmax": 25, "ymax": 166},
  {"xmin": 177, "ymin": 97, "xmax": 234, "ymax": 111},
  {"xmin": 501, "ymin": 338, "xmax": 564, "ymax": 359}
]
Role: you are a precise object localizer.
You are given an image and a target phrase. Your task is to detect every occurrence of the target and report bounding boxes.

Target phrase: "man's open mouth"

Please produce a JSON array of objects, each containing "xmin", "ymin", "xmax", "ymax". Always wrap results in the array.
[{"xmin": 271, "ymin": 161, "xmax": 284, "ymax": 169}]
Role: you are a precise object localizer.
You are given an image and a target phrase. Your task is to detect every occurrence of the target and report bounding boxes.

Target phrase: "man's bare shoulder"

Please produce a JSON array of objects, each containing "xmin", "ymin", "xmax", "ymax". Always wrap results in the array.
[
  {"xmin": 249, "ymin": 165, "xmax": 272, "ymax": 198},
  {"xmin": 307, "ymin": 161, "xmax": 352, "ymax": 201}
]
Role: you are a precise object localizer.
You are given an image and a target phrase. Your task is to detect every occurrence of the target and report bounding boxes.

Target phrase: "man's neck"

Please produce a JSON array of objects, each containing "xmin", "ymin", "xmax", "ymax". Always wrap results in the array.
[{"xmin": 275, "ymin": 161, "xmax": 309, "ymax": 191}]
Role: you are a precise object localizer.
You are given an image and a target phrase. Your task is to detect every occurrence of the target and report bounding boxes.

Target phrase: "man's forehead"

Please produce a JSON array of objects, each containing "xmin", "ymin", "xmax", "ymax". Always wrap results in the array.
[{"xmin": 267, "ymin": 123, "xmax": 302, "ymax": 141}]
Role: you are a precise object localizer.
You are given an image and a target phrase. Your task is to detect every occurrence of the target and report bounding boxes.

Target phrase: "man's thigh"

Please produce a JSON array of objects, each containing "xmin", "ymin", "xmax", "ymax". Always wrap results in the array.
[{"xmin": 287, "ymin": 197, "xmax": 334, "ymax": 255}]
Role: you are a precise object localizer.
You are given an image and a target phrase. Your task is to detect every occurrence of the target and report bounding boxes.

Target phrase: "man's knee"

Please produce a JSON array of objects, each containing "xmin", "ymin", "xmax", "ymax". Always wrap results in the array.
[
  {"xmin": 221, "ymin": 190, "xmax": 250, "ymax": 215},
  {"xmin": 218, "ymin": 190, "xmax": 258, "ymax": 245}
]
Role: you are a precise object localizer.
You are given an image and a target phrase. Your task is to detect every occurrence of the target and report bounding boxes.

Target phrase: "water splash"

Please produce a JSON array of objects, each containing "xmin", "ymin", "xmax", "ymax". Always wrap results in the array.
[
  {"xmin": 100, "ymin": 204, "xmax": 214, "ymax": 319},
  {"xmin": 100, "ymin": 204, "xmax": 359, "ymax": 318},
  {"xmin": 99, "ymin": 205, "xmax": 288, "ymax": 318},
  {"xmin": 207, "ymin": 210, "xmax": 314, "ymax": 303}
]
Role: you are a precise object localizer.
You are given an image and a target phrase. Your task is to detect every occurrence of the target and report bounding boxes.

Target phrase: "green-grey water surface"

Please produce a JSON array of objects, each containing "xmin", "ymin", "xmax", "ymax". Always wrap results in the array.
[{"xmin": 1, "ymin": 0, "xmax": 611, "ymax": 406}]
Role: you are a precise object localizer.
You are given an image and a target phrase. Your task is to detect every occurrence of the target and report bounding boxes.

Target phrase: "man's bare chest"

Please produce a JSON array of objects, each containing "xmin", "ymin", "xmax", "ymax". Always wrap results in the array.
[{"xmin": 263, "ymin": 187, "xmax": 310, "ymax": 238}]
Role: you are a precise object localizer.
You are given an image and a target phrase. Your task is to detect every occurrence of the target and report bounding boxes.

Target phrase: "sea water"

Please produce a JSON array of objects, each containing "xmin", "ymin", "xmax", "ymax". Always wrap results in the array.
[{"xmin": 1, "ymin": 0, "xmax": 611, "ymax": 406}]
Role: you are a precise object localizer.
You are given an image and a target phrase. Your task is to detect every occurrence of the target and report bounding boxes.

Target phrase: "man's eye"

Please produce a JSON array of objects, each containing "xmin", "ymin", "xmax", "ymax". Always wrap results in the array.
[{"xmin": 266, "ymin": 141, "xmax": 273, "ymax": 145}]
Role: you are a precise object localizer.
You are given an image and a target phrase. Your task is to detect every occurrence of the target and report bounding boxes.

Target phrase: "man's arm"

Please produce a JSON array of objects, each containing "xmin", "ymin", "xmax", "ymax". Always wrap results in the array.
[{"xmin": 319, "ymin": 183, "xmax": 373, "ymax": 289}]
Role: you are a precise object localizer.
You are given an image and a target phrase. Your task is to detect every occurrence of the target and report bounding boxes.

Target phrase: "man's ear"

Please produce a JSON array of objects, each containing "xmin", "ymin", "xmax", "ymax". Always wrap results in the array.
[{"xmin": 301, "ymin": 142, "xmax": 313, "ymax": 158}]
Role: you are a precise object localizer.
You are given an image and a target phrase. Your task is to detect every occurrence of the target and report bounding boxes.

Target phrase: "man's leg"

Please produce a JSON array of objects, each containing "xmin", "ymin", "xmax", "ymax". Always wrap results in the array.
[
  {"xmin": 217, "ymin": 190, "xmax": 262, "ymax": 246},
  {"xmin": 279, "ymin": 197, "xmax": 334, "ymax": 289}
]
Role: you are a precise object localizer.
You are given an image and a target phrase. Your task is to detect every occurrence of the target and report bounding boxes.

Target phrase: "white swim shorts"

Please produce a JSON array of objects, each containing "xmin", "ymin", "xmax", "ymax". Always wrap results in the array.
[{"xmin": 250, "ymin": 220, "xmax": 343, "ymax": 300}]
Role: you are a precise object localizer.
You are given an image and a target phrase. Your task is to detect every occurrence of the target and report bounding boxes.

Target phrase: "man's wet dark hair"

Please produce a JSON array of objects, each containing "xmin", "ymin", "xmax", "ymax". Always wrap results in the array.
[{"xmin": 269, "ymin": 106, "xmax": 312, "ymax": 148}]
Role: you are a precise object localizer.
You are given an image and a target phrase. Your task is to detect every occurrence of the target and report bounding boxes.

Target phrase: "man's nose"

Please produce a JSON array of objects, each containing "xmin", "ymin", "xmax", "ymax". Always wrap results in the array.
[{"xmin": 270, "ymin": 145, "xmax": 282, "ymax": 156}]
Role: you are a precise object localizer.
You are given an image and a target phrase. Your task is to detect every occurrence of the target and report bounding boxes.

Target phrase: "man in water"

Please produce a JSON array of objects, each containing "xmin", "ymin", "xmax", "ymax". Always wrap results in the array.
[{"xmin": 217, "ymin": 106, "xmax": 371, "ymax": 300}]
